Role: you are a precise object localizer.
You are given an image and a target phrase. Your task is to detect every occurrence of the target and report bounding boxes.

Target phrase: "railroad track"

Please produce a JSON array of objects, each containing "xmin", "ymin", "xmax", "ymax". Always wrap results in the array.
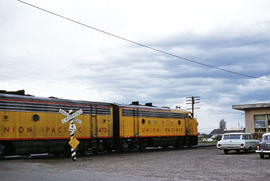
[{"xmin": 0, "ymin": 144, "xmax": 216, "ymax": 160}]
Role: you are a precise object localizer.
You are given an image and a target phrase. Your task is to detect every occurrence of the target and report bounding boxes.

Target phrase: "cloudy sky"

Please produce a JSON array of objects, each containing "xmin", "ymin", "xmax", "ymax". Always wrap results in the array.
[{"xmin": 1, "ymin": 0, "xmax": 270, "ymax": 133}]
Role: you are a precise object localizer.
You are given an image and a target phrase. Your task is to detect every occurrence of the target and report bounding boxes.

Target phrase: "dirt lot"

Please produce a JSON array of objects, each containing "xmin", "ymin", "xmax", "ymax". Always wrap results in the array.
[{"xmin": 0, "ymin": 147, "xmax": 269, "ymax": 181}]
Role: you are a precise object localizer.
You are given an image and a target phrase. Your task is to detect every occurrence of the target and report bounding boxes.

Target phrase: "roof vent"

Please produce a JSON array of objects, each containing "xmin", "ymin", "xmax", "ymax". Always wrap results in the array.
[
  {"xmin": 131, "ymin": 101, "xmax": 139, "ymax": 105},
  {"xmin": 0, "ymin": 90, "xmax": 25, "ymax": 95},
  {"xmin": 145, "ymin": 103, "xmax": 153, "ymax": 106}
]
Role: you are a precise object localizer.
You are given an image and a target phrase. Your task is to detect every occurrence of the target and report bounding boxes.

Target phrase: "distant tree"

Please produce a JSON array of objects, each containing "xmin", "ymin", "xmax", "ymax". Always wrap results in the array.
[
  {"xmin": 214, "ymin": 135, "xmax": 222, "ymax": 141},
  {"xmin": 219, "ymin": 119, "xmax": 226, "ymax": 130}
]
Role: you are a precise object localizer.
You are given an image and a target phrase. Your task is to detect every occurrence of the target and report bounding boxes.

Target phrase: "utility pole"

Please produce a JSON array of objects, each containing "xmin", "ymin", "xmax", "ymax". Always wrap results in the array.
[{"xmin": 186, "ymin": 96, "xmax": 200, "ymax": 118}]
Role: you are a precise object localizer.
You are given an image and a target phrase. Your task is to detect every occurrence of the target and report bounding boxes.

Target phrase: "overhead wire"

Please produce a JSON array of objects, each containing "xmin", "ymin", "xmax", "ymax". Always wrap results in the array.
[{"xmin": 17, "ymin": 0, "xmax": 270, "ymax": 82}]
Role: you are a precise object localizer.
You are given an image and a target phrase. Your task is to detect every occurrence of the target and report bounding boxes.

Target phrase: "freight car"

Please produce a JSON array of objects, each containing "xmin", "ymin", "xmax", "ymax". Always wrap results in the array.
[{"xmin": 0, "ymin": 91, "xmax": 198, "ymax": 156}]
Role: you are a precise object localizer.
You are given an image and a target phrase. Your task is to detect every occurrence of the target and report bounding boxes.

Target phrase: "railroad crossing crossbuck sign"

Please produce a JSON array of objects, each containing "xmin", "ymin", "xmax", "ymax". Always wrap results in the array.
[
  {"xmin": 60, "ymin": 109, "xmax": 82, "ymax": 124},
  {"xmin": 59, "ymin": 109, "xmax": 83, "ymax": 161}
]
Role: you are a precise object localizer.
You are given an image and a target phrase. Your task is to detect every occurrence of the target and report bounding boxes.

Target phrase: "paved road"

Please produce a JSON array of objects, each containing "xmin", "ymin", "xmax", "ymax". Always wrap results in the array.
[{"xmin": 0, "ymin": 147, "xmax": 269, "ymax": 181}]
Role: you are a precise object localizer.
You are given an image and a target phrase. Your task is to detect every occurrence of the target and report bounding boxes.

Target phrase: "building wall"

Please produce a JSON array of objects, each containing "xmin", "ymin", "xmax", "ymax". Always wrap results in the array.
[{"xmin": 245, "ymin": 108, "xmax": 270, "ymax": 134}]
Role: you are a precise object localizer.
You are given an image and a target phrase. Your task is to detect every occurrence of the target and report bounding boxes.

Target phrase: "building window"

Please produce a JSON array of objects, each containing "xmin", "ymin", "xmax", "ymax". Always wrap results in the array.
[{"xmin": 254, "ymin": 115, "xmax": 266, "ymax": 133}]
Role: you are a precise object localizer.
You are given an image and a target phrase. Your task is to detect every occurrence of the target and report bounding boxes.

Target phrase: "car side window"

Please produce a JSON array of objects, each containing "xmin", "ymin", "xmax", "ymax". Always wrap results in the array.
[
  {"xmin": 242, "ymin": 134, "xmax": 253, "ymax": 140},
  {"xmin": 264, "ymin": 135, "xmax": 270, "ymax": 141},
  {"xmin": 231, "ymin": 135, "xmax": 241, "ymax": 139}
]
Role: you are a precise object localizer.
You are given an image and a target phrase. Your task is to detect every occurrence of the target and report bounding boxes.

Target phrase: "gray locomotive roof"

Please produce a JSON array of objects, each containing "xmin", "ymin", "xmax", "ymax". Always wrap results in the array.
[
  {"xmin": 117, "ymin": 103, "xmax": 188, "ymax": 112},
  {"xmin": 0, "ymin": 93, "xmax": 112, "ymax": 107},
  {"xmin": 0, "ymin": 93, "xmax": 189, "ymax": 112}
]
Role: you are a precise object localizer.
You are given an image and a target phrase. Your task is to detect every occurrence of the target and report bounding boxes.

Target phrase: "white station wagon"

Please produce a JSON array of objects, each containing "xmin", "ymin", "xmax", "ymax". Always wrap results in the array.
[{"xmin": 217, "ymin": 133, "xmax": 259, "ymax": 154}]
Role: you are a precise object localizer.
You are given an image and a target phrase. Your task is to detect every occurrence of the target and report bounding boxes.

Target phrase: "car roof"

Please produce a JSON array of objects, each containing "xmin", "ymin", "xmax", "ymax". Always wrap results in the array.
[
  {"xmin": 223, "ymin": 132, "xmax": 250, "ymax": 135},
  {"xmin": 262, "ymin": 133, "xmax": 270, "ymax": 136}
]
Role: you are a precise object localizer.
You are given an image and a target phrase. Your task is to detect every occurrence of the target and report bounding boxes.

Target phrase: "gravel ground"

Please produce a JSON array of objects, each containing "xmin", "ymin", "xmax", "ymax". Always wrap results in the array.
[{"xmin": 0, "ymin": 147, "xmax": 269, "ymax": 181}]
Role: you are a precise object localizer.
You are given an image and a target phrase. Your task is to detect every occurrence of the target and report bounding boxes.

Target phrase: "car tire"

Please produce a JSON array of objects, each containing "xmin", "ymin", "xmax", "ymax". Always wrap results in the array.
[
  {"xmin": 224, "ymin": 150, "xmax": 229, "ymax": 154},
  {"xmin": 260, "ymin": 153, "xmax": 264, "ymax": 159},
  {"xmin": 245, "ymin": 148, "xmax": 250, "ymax": 153}
]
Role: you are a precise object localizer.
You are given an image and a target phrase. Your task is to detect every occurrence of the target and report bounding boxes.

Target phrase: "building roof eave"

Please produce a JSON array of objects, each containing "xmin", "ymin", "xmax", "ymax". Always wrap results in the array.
[{"xmin": 232, "ymin": 103, "xmax": 270, "ymax": 111}]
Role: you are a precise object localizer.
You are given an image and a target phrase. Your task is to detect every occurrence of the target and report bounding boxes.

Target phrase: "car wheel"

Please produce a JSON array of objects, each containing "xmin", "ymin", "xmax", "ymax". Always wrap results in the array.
[
  {"xmin": 224, "ymin": 150, "xmax": 229, "ymax": 154},
  {"xmin": 245, "ymin": 148, "xmax": 250, "ymax": 153},
  {"xmin": 260, "ymin": 153, "xmax": 265, "ymax": 159}
]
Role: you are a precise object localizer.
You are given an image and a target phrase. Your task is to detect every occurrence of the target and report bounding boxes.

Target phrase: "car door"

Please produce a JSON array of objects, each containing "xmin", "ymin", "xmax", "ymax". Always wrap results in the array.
[{"xmin": 248, "ymin": 134, "xmax": 259, "ymax": 149}]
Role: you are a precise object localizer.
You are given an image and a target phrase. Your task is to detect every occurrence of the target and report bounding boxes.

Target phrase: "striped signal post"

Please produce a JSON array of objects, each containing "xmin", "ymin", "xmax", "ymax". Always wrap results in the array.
[
  {"xmin": 69, "ymin": 116, "xmax": 77, "ymax": 161},
  {"xmin": 59, "ymin": 109, "xmax": 83, "ymax": 161}
]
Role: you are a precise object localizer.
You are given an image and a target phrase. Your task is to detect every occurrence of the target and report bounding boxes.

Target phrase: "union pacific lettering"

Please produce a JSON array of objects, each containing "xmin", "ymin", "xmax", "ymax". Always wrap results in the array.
[
  {"xmin": 165, "ymin": 128, "xmax": 183, "ymax": 132},
  {"xmin": 141, "ymin": 127, "xmax": 183, "ymax": 133},
  {"xmin": 142, "ymin": 128, "xmax": 160, "ymax": 133},
  {"xmin": 2, "ymin": 126, "xmax": 82, "ymax": 134},
  {"xmin": 3, "ymin": 127, "xmax": 33, "ymax": 134}
]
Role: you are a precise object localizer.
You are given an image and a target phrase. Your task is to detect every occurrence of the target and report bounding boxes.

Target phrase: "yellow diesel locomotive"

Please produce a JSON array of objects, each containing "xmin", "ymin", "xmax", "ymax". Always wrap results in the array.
[{"xmin": 0, "ymin": 91, "xmax": 198, "ymax": 156}]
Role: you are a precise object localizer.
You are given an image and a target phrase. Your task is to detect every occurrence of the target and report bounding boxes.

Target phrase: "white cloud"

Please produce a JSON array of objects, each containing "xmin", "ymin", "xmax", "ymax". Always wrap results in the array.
[{"xmin": 237, "ymin": 76, "xmax": 270, "ymax": 94}]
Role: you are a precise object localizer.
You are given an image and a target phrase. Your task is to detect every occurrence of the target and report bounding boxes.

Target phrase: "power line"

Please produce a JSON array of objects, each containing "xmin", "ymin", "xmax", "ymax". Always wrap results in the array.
[{"xmin": 17, "ymin": 0, "xmax": 270, "ymax": 82}]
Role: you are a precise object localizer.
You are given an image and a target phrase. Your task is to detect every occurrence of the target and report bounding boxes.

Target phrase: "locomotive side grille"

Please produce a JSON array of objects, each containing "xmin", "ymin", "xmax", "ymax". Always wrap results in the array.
[
  {"xmin": 0, "ymin": 99, "xmax": 111, "ymax": 115},
  {"xmin": 122, "ymin": 108, "xmax": 185, "ymax": 119}
]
